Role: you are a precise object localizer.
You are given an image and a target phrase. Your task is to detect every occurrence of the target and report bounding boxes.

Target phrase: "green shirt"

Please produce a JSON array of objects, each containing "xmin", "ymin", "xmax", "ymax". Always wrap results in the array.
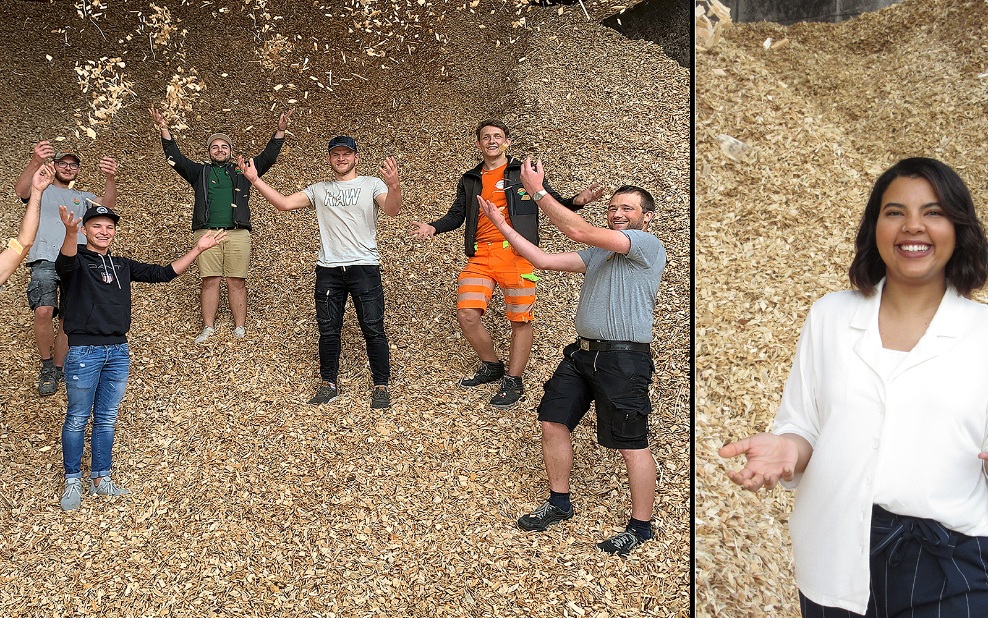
[{"xmin": 206, "ymin": 164, "xmax": 235, "ymax": 228}]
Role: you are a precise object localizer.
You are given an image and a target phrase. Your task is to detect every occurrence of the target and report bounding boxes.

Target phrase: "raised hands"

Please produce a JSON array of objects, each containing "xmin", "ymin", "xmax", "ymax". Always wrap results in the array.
[
  {"xmin": 98, "ymin": 156, "xmax": 118, "ymax": 178},
  {"xmin": 195, "ymin": 229, "xmax": 228, "ymax": 252},
  {"xmin": 32, "ymin": 140, "xmax": 56, "ymax": 163},
  {"xmin": 59, "ymin": 204, "xmax": 82, "ymax": 236},
  {"xmin": 148, "ymin": 107, "xmax": 169, "ymax": 131},
  {"xmin": 236, "ymin": 156, "xmax": 258, "ymax": 182},
  {"xmin": 719, "ymin": 432, "xmax": 803, "ymax": 492},
  {"xmin": 574, "ymin": 182, "xmax": 606, "ymax": 207},
  {"xmin": 32, "ymin": 162, "xmax": 56, "ymax": 193},
  {"xmin": 519, "ymin": 156, "xmax": 546, "ymax": 195},
  {"xmin": 277, "ymin": 109, "xmax": 294, "ymax": 133},
  {"xmin": 378, "ymin": 156, "xmax": 399, "ymax": 188},
  {"xmin": 409, "ymin": 220, "xmax": 436, "ymax": 240}
]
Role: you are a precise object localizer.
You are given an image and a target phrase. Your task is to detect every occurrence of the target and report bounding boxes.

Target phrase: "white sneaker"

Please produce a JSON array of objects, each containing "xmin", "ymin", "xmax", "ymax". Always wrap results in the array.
[
  {"xmin": 233, "ymin": 326, "xmax": 246, "ymax": 339},
  {"xmin": 194, "ymin": 326, "xmax": 215, "ymax": 344}
]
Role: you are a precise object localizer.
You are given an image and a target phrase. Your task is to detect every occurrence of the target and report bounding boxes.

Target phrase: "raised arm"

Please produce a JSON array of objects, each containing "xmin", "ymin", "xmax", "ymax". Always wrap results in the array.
[
  {"xmin": 375, "ymin": 156, "xmax": 402, "ymax": 217},
  {"xmin": 520, "ymin": 157, "xmax": 631, "ymax": 254},
  {"xmin": 719, "ymin": 432, "xmax": 813, "ymax": 492},
  {"xmin": 237, "ymin": 156, "xmax": 310, "ymax": 211},
  {"xmin": 58, "ymin": 205, "xmax": 83, "ymax": 258},
  {"xmin": 96, "ymin": 156, "xmax": 118, "ymax": 209},
  {"xmin": 478, "ymin": 196, "xmax": 585, "ymax": 273},
  {"xmin": 274, "ymin": 109, "xmax": 293, "ymax": 140},
  {"xmin": 15, "ymin": 140, "xmax": 56, "ymax": 199},
  {"xmin": 0, "ymin": 164, "xmax": 54, "ymax": 285},
  {"xmin": 148, "ymin": 107, "xmax": 173, "ymax": 141},
  {"xmin": 170, "ymin": 230, "xmax": 228, "ymax": 275}
]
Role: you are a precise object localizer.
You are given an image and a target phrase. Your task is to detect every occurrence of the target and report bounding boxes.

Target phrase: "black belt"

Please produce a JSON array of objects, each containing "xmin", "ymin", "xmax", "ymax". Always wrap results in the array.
[{"xmin": 578, "ymin": 337, "xmax": 649, "ymax": 353}]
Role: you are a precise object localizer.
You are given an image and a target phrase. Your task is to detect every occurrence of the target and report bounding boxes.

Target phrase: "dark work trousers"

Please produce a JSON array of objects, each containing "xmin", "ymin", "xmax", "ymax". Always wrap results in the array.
[
  {"xmin": 799, "ymin": 506, "xmax": 988, "ymax": 617},
  {"xmin": 314, "ymin": 265, "xmax": 390, "ymax": 386}
]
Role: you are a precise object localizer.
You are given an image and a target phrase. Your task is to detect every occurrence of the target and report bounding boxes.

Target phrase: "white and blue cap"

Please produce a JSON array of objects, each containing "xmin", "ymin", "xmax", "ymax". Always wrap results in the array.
[{"xmin": 82, "ymin": 204, "xmax": 120, "ymax": 224}]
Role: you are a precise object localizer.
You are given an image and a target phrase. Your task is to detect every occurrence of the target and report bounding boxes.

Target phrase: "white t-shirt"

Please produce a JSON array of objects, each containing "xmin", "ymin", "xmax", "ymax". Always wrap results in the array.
[
  {"xmin": 303, "ymin": 176, "xmax": 388, "ymax": 268},
  {"xmin": 774, "ymin": 280, "xmax": 988, "ymax": 613}
]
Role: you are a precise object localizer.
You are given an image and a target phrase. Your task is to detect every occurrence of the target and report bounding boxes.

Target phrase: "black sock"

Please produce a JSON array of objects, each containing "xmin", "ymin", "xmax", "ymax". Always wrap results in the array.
[
  {"xmin": 626, "ymin": 517, "xmax": 653, "ymax": 541},
  {"xmin": 41, "ymin": 358, "xmax": 54, "ymax": 369},
  {"xmin": 549, "ymin": 490, "xmax": 571, "ymax": 512}
]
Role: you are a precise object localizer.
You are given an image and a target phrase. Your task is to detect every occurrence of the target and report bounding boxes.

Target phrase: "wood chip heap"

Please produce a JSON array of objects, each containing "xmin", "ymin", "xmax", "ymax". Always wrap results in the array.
[
  {"xmin": 696, "ymin": 0, "xmax": 988, "ymax": 615},
  {"xmin": 0, "ymin": 0, "xmax": 689, "ymax": 615}
]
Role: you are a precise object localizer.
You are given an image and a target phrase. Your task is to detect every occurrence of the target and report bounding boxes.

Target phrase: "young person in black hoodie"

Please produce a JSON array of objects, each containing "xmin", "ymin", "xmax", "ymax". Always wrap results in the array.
[{"xmin": 54, "ymin": 204, "xmax": 226, "ymax": 511}]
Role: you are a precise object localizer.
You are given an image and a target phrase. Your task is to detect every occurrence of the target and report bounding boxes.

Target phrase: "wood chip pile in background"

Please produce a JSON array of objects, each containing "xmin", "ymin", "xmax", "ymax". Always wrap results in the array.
[
  {"xmin": 0, "ymin": 0, "xmax": 689, "ymax": 615},
  {"xmin": 695, "ymin": 0, "xmax": 988, "ymax": 615}
]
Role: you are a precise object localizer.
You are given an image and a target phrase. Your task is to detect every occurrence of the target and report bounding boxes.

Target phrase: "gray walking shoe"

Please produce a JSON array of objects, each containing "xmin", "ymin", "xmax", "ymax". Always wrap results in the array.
[
  {"xmin": 60, "ymin": 478, "xmax": 84, "ymax": 511},
  {"xmin": 370, "ymin": 385, "xmax": 392, "ymax": 409},
  {"xmin": 308, "ymin": 381, "xmax": 339, "ymax": 405},
  {"xmin": 38, "ymin": 365, "xmax": 58, "ymax": 396},
  {"xmin": 90, "ymin": 477, "xmax": 130, "ymax": 497},
  {"xmin": 194, "ymin": 326, "xmax": 215, "ymax": 344}
]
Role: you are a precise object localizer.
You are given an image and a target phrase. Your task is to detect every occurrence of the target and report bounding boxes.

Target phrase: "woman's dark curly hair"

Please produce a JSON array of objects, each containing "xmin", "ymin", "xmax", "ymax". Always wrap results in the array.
[{"xmin": 848, "ymin": 157, "xmax": 988, "ymax": 297}]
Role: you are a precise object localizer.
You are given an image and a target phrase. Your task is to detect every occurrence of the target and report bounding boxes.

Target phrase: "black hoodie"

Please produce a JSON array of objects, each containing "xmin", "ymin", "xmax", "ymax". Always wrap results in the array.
[{"xmin": 55, "ymin": 245, "xmax": 178, "ymax": 346}]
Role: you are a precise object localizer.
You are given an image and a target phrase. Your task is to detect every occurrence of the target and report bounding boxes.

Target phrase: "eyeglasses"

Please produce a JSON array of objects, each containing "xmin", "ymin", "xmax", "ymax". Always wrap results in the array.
[{"xmin": 55, "ymin": 161, "xmax": 81, "ymax": 170}]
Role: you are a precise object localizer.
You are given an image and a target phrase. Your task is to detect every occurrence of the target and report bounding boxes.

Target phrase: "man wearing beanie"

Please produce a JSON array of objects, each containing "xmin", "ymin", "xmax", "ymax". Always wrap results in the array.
[
  {"xmin": 13, "ymin": 141, "xmax": 118, "ymax": 396},
  {"xmin": 148, "ymin": 107, "xmax": 292, "ymax": 343},
  {"xmin": 54, "ymin": 203, "xmax": 226, "ymax": 510},
  {"xmin": 238, "ymin": 135, "xmax": 401, "ymax": 410}
]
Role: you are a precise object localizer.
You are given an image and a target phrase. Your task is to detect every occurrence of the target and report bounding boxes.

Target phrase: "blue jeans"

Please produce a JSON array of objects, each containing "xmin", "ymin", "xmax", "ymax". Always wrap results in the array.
[
  {"xmin": 62, "ymin": 343, "xmax": 130, "ymax": 479},
  {"xmin": 315, "ymin": 265, "xmax": 390, "ymax": 385}
]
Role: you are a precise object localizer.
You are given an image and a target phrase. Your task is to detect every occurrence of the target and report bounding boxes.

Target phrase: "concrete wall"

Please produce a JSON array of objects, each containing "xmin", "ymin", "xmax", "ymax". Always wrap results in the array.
[{"xmin": 720, "ymin": 0, "xmax": 901, "ymax": 24}]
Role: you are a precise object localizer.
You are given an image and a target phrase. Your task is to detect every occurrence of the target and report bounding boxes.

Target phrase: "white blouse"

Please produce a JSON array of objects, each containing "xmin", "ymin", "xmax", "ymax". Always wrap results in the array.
[{"xmin": 773, "ymin": 280, "xmax": 988, "ymax": 613}]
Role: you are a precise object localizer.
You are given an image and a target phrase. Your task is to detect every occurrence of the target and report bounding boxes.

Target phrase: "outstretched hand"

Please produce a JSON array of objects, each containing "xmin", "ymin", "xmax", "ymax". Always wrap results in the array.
[
  {"xmin": 237, "ymin": 156, "xmax": 258, "ymax": 182},
  {"xmin": 59, "ymin": 205, "xmax": 82, "ymax": 235},
  {"xmin": 574, "ymin": 182, "xmax": 606, "ymax": 207},
  {"xmin": 379, "ymin": 156, "xmax": 399, "ymax": 188},
  {"xmin": 32, "ymin": 162, "xmax": 56, "ymax": 192},
  {"xmin": 277, "ymin": 109, "xmax": 294, "ymax": 132},
  {"xmin": 478, "ymin": 195, "xmax": 507, "ymax": 228},
  {"xmin": 98, "ymin": 156, "xmax": 118, "ymax": 178},
  {"xmin": 519, "ymin": 156, "xmax": 546, "ymax": 195},
  {"xmin": 410, "ymin": 220, "xmax": 435, "ymax": 240},
  {"xmin": 148, "ymin": 107, "xmax": 168, "ymax": 131},
  {"xmin": 719, "ymin": 432, "xmax": 800, "ymax": 492},
  {"xmin": 196, "ymin": 229, "xmax": 228, "ymax": 251},
  {"xmin": 32, "ymin": 140, "xmax": 56, "ymax": 163}
]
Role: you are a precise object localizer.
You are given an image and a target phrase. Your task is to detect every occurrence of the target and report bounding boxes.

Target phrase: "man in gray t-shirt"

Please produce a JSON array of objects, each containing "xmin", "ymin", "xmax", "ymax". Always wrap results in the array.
[
  {"xmin": 478, "ymin": 158, "xmax": 665, "ymax": 557},
  {"xmin": 13, "ymin": 141, "xmax": 118, "ymax": 396},
  {"xmin": 239, "ymin": 136, "xmax": 402, "ymax": 410}
]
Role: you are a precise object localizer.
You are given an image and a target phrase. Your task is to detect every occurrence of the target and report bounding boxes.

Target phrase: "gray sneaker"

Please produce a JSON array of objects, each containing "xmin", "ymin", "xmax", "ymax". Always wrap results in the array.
[
  {"xmin": 194, "ymin": 326, "xmax": 215, "ymax": 344},
  {"xmin": 370, "ymin": 385, "xmax": 391, "ymax": 409},
  {"xmin": 38, "ymin": 365, "xmax": 58, "ymax": 396},
  {"xmin": 233, "ymin": 326, "xmax": 247, "ymax": 339},
  {"xmin": 60, "ymin": 478, "xmax": 84, "ymax": 511},
  {"xmin": 308, "ymin": 381, "xmax": 339, "ymax": 405},
  {"xmin": 90, "ymin": 477, "xmax": 130, "ymax": 497}
]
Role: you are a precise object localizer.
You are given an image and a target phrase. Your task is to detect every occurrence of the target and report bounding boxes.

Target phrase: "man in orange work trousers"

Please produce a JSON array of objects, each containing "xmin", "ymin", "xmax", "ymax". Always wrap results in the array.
[{"xmin": 411, "ymin": 119, "xmax": 603, "ymax": 407}]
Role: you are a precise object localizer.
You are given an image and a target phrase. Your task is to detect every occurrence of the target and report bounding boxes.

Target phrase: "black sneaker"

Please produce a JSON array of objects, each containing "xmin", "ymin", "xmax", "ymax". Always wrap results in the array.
[
  {"xmin": 370, "ymin": 385, "xmax": 391, "ymax": 409},
  {"xmin": 517, "ymin": 500, "xmax": 574, "ymax": 531},
  {"xmin": 459, "ymin": 360, "xmax": 505, "ymax": 387},
  {"xmin": 38, "ymin": 366, "xmax": 58, "ymax": 397},
  {"xmin": 308, "ymin": 381, "xmax": 339, "ymax": 405},
  {"xmin": 490, "ymin": 375, "xmax": 523, "ymax": 408},
  {"xmin": 597, "ymin": 531, "xmax": 647, "ymax": 557}
]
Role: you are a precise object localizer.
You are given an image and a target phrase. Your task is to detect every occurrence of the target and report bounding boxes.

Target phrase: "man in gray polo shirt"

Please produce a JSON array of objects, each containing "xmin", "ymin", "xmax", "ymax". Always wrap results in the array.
[
  {"xmin": 478, "ymin": 157, "xmax": 665, "ymax": 556},
  {"xmin": 13, "ymin": 142, "xmax": 118, "ymax": 396}
]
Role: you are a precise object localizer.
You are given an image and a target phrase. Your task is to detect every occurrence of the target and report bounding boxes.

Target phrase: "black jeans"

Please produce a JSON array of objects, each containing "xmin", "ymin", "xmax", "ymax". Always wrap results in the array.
[{"xmin": 315, "ymin": 265, "xmax": 390, "ymax": 386}]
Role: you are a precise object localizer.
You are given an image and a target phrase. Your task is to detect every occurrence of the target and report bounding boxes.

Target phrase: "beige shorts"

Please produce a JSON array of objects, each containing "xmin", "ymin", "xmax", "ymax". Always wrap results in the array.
[{"xmin": 194, "ymin": 228, "xmax": 250, "ymax": 279}]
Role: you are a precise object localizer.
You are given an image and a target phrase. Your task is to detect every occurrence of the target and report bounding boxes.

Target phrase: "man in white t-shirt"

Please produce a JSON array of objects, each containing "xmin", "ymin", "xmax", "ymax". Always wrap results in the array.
[{"xmin": 238, "ymin": 136, "xmax": 402, "ymax": 408}]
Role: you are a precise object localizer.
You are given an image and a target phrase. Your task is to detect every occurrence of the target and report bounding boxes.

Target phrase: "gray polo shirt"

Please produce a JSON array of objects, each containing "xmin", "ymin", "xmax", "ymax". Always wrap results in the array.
[
  {"xmin": 26, "ymin": 185, "xmax": 92, "ymax": 264},
  {"xmin": 574, "ymin": 229, "xmax": 665, "ymax": 343}
]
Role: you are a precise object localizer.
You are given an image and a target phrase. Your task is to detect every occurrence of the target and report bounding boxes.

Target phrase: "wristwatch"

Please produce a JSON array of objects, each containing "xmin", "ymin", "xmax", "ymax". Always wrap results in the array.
[{"xmin": 532, "ymin": 189, "xmax": 548, "ymax": 201}]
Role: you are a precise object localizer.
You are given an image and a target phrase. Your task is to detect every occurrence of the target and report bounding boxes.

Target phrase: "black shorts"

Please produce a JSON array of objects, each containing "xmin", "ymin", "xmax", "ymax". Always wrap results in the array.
[{"xmin": 537, "ymin": 341, "xmax": 654, "ymax": 450}]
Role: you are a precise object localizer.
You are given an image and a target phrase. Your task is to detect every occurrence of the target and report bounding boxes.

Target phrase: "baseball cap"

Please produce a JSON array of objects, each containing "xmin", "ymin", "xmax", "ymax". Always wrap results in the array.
[
  {"xmin": 327, "ymin": 136, "xmax": 357, "ymax": 153},
  {"xmin": 207, "ymin": 133, "xmax": 234, "ymax": 150},
  {"xmin": 54, "ymin": 152, "xmax": 81, "ymax": 163},
  {"xmin": 82, "ymin": 205, "xmax": 120, "ymax": 224}
]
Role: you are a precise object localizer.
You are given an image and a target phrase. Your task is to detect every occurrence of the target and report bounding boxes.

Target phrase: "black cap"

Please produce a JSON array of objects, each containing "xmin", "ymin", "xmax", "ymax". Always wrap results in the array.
[
  {"xmin": 82, "ymin": 205, "xmax": 120, "ymax": 224},
  {"xmin": 327, "ymin": 136, "xmax": 357, "ymax": 153}
]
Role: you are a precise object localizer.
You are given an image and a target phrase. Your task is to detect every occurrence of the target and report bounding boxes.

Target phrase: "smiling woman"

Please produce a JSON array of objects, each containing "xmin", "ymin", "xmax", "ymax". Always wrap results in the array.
[{"xmin": 720, "ymin": 158, "xmax": 988, "ymax": 616}]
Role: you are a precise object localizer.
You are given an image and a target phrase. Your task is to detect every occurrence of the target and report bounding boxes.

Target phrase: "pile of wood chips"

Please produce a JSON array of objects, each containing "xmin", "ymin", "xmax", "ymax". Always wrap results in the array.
[
  {"xmin": 696, "ymin": 0, "xmax": 988, "ymax": 615},
  {"xmin": 0, "ymin": 0, "xmax": 689, "ymax": 616}
]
